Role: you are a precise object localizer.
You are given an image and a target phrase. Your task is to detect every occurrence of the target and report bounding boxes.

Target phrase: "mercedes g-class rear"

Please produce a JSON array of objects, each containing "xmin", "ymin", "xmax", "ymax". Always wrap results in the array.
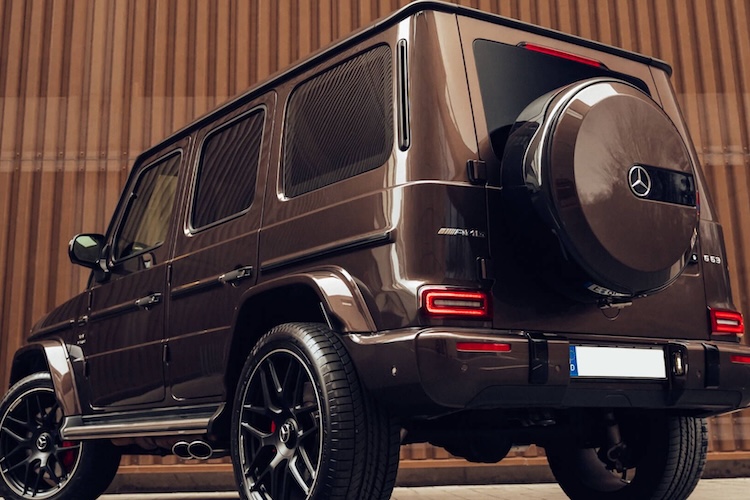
[{"xmin": 345, "ymin": 5, "xmax": 750, "ymax": 500}]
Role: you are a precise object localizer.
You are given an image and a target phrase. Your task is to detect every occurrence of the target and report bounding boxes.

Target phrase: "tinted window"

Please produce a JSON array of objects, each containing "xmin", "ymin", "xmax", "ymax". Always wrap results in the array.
[
  {"xmin": 473, "ymin": 39, "xmax": 650, "ymax": 159},
  {"xmin": 114, "ymin": 152, "xmax": 180, "ymax": 261},
  {"xmin": 192, "ymin": 109, "xmax": 265, "ymax": 229},
  {"xmin": 284, "ymin": 45, "xmax": 393, "ymax": 197}
]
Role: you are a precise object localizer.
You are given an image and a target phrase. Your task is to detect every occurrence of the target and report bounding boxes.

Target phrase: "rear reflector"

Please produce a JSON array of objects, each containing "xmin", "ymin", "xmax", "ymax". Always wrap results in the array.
[
  {"xmin": 731, "ymin": 355, "xmax": 750, "ymax": 364},
  {"xmin": 456, "ymin": 342, "xmax": 511, "ymax": 353},
  {"xmin": 710, "ymin": 308, "xmax": 745, "ymax": 337},
  {"xmin": 422, "ymin": 289, "xmax": 491, "ymax": 319},
  {"xmin": 520, "ymin": 42, "xmax": 605, "ymax": 68}
]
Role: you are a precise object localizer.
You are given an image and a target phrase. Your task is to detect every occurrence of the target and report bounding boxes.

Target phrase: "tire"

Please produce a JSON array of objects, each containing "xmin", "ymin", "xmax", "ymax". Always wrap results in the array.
[
  {"xmin": 0, "ymin": 372, "xmax": 121, "ymax": 500},
  {"xmin": 545, "ymin": 413, "xmax": 707, "ymax": 500},
  {"xmin": 230, "ymin": 322, "xmax": 400, "ymax": 500}
]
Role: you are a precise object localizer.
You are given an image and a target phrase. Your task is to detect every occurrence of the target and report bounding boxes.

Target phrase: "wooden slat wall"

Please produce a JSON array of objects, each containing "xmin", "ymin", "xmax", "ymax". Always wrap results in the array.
[{"xmin": 2, "ymin": 0, "xmax": 750, "ymax": 465}]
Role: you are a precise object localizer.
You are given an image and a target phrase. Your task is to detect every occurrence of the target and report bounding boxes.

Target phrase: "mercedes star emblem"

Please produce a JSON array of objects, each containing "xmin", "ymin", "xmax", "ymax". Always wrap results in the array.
[
  {"xmin": 279, "ymin": 421, "xmax": 293, "ymax": 444},
  {"xmin": 36, "ymin": 433, "xmax": 51, "ymax": 451},
  {"xmin": 628, "ymin": 165, "xmax": 652, "ymax": 198}
]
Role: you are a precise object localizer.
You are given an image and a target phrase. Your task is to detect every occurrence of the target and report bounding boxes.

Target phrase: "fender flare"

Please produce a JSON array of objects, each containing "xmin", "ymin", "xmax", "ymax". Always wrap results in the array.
[
  {"xmin": 10, "ymin": 341, "xmax": 82, "ymax": 417},
  {"xmin": 237, "ymin": 266, "xmax": 377, "ymax": 333}
]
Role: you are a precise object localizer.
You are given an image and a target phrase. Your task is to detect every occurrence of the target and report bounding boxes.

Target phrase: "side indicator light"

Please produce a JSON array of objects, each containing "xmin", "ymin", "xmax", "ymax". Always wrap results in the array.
[
  {"xmin": 710, "ymin": 308, "xmax": 745, "ymax": 337},
  {"xmin": 731, "ymin": 355, "xmax": 750, "ymax": 364},
  {"xmin": 421, "ymin": 289, "xmax": 491, "ymax": 319},
  {"xmin": 456, "ymin": 342, "xmax": 511, "ymax": 353},
  {"xmin": 520, "ymin": 42, "xmax": 605, "ymax": 68}
]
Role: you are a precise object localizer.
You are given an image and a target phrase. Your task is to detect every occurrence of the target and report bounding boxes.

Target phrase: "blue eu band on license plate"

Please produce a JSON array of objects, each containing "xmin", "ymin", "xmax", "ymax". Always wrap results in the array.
[{"xmin": 569, "ymin": 345, "xmax": 667, "ymax": 379}]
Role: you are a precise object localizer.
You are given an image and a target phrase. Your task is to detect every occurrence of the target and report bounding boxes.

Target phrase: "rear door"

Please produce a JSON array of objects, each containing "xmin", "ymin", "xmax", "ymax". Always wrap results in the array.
[{"xmin": 166, "ymin": 93, "xmax": 274, "ymax": 400}]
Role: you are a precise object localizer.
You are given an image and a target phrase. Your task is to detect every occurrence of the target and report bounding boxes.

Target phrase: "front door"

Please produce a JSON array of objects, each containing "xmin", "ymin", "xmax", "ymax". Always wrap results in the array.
[{"xmin": 81, "ymin": 145, "xmax": 186, "ymax": 408}]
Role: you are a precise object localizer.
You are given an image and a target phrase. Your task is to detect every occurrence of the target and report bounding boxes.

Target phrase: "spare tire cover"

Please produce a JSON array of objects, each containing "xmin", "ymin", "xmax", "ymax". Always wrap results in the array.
[{"xmin": 501, "ymin": 78, "xmax": 698, "ymax": 302}]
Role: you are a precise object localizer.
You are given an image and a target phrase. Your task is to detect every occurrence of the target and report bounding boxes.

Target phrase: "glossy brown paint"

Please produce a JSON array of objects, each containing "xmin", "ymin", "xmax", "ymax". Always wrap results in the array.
[
  {"xmin": 10, "ymin": 1, "xmax": 750, "ymax": 442},
  {"xmin": 167, "ymin": 94, "xmax": 275, "ymax": 401}
]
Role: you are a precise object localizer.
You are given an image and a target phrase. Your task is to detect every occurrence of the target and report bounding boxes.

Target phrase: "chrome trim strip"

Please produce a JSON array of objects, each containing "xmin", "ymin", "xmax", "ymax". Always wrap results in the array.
[
  {"xmin": 60, "ymin": 416, "xmax": 212, "ymax": 440},
  {"xmin": 59, "ymin": 404, "xmax": 223, "ymax": 440}
]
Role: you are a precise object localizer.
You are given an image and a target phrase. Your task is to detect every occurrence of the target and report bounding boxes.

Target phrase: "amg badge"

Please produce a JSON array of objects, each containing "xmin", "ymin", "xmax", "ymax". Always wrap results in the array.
[{"xmin": 437, "ymin": 227, "xmax": 487, "ymax": 238}]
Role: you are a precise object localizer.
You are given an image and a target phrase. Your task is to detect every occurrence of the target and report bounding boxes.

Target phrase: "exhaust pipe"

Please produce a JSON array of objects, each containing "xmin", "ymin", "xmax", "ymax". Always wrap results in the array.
[
  {"xmin": 172, "ymin": 440, "xmax": 215, "ymax": 460},
  {"xmin": 188, "ymin": 440, "xmax": 213, "ymax": 460},
  {"xmin": 172, "ymin": 441, "xmax": 191, "ymax": 459}
]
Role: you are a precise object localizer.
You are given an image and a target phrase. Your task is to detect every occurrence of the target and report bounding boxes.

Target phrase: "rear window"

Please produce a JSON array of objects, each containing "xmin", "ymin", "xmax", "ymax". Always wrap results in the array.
[{"xmin": 473, "ymin": 39, "xmax": 649, "ymax": 159}]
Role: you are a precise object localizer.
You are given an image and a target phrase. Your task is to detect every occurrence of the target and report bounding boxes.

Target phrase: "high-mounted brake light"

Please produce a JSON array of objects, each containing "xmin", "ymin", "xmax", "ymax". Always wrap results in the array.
[
  {"xmin": 421, "ymin": 289, "xmax": 491, "ymax": 319},
  {"xmin": 710, "ymin": 308, "xmax": 744, "ymax": 338},
  {"xmin": 456, "ymin": 342, "xmax": 511, "ymax": 353},
  {"xmin": 520, "ymin": 42, "xmax": 605, "ymax": 68}
]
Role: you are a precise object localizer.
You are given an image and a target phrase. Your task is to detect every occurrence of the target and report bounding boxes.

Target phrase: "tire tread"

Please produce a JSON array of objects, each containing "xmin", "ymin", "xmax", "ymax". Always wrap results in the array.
[{"xmin": 232, "ymin": 322, "xmax": 399, "ymax": 500}]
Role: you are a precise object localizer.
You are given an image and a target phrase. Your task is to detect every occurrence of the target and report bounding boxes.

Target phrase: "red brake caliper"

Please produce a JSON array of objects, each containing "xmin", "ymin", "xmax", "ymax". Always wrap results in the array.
[{"xmin": 61, "ymin": 441, "xmax": 78, "ymax": 468}]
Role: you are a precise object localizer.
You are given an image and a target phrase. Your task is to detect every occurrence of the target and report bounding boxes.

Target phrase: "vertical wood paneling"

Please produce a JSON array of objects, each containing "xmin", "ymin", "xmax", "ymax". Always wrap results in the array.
[
  {"xmin": 215, "ymin": 1, "xmax": 231, "ymax": 103},
  {"xmin": 256, "ymin": 0, "xmax": 272, "ymax": 80},
  {"xmin": 0, "ymin": 4, "xmax": 9, "ymax": 159},
  {"xmin": 1, "ymin": 0, "xmax": 749, "ymax": 465},
  {"xmin": 0, "ymin": 1, "xmax": 23, "ymax": 159},
  {"xmin": 277, "ymin": 1, "xmax": 293, "ymax": 73},
  {"xmin": 234, "ymin": 1, "xmax": 250, "ymax": 95}
]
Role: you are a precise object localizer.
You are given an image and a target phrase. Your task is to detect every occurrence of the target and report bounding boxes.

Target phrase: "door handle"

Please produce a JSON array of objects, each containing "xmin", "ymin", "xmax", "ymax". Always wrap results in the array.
[
  {"xmin": 135, "ymin": 293, "xmax": 162, "ymax": 309},
  {"xmin": 218, "ymin": 266, "xmax": 254, "ymax": 286}
]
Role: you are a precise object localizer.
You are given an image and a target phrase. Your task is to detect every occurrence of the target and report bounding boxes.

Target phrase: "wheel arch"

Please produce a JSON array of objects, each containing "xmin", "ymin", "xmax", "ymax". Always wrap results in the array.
[
  {"xmin": 9, "ymin": 341, "xmax": 82, "ymax": 416},
  {"xmin": 9, "ymin": 345, "xmax": 49, "ymax": 386},
  {"xmin": 215, "ymin": 268, "xmax": 377, "ymax": 438}
]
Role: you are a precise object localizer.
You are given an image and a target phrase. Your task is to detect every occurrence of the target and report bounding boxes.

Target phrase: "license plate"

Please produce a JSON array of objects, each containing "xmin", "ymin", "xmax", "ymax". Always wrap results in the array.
[{"xmin": 569, "ymin": 345, "xmax": 667, "ymax": 379}]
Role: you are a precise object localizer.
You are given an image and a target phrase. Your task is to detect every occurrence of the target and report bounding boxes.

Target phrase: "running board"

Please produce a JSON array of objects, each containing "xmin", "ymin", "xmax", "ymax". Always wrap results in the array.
[{"xmin": 60, "ymin": 403, "xmax": 223, "ymax": 440}]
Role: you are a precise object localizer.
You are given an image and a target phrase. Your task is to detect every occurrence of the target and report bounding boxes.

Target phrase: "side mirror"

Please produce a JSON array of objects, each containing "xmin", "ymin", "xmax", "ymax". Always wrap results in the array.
[{"xmin": 68, "ymin": 233, "xmax": 106, "ymax": 269}]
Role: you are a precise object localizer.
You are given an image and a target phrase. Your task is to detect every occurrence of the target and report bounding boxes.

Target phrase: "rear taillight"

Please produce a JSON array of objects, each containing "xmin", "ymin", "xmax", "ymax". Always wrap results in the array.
[
  {"xmin": 709, "ymin": 308, "xmax": 744, "ymax": 339},
  {"xmin": 520, "ymin": 42, "xmax": 605, "ymax": 68},
  {"xmin": 421, "ymin": 288, "xmax": 491, "ymax": 319}
]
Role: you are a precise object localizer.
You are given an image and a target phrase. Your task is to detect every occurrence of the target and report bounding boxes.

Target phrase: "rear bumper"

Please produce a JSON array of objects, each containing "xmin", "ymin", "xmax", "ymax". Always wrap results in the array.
[{"xmin": 343, "ymin": 328, "xmax": 750, "ymax": 418}]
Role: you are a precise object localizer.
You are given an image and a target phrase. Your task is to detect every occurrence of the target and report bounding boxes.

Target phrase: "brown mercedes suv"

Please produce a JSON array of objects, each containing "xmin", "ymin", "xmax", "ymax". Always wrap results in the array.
[{"xmin": 2, "ymin": 2, "xmax": 749, "ymax": 500}]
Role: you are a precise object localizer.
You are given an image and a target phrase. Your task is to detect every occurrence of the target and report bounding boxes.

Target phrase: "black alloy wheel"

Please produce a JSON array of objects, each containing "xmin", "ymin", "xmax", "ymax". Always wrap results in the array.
[
  {"xmin": 238, "ymin": 347, "xmax": 323, "ymax": 498},
  {"xmin": 231, "ymin": 323, "xmax": 400, "ymax": 500},
  {"xmin": 0, "ymin": 373, "xmax": 121, "ymax": 500}
]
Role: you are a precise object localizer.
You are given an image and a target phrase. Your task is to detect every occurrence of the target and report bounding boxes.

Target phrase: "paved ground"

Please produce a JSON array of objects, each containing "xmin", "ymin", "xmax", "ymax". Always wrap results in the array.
[{"xmin": 93, "ymin": 478, "xmax": 750, "ymax": 499}]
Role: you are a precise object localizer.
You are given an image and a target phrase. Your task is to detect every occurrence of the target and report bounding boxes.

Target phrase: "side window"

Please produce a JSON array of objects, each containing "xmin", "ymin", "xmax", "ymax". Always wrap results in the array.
[
  {"xmin": 284, "ymin": 44, "xmax": 393, "ymax": 197},
  {"xmin": 191, "ymin": 109, "xmax": 265, "ymax": 229},
  {"xmin": 114, "ymin": 152, "xmax": 181, "ymax": 262}
]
